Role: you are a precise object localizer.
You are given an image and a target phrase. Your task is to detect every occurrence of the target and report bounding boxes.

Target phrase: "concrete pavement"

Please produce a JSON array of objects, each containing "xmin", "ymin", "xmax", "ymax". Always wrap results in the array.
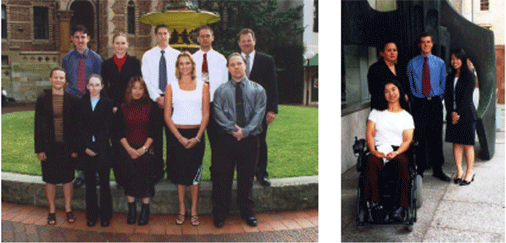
[{"xmin": 341, "ymin": 104, "xmax": 505, "ymax": 242}]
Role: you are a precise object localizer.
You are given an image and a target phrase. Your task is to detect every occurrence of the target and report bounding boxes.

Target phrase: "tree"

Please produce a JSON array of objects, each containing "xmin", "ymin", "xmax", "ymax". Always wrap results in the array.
[{"xmin": 197, "ymin": 0, "xmax": 306, "ymax": 103}]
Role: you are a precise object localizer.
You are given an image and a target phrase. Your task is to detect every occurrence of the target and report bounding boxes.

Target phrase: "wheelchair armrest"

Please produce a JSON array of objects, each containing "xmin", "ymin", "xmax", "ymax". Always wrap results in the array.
[{"xmin": 353, "ymin": 137, "xmax": 368, "ymax": 172}]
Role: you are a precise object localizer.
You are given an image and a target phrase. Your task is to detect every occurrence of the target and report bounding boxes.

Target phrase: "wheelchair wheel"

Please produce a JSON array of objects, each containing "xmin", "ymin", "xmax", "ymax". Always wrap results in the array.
[
  {"xmin": 356, "ymin": 176, "xmax": 366, "ymax": 225},
  {"xmin": 414, "ymin": 174, "xmax": 423, "ymax": 209}
]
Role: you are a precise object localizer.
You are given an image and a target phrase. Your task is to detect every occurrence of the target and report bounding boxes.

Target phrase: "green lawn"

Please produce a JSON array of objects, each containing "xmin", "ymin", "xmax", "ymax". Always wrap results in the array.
[{"xmin": 1, "ymin": 105, "xmax": 318, "ymax": 180}]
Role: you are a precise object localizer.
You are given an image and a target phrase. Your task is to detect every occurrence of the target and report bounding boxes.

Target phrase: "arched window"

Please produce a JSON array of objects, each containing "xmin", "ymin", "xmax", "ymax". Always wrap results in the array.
[{"xmin": 128, "ymin": 1, "xmax": 135, "ymax": 34}]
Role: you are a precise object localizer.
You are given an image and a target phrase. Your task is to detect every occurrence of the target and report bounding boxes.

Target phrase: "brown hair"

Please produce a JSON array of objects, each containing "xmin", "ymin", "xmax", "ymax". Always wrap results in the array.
[
  {"xmin": 175, "ymin": 51, "xmax": 197, "ymax": 80},
  {"xmin": 124, "ymin": 76, "xmax": 150, "ymax": 107},
  {"xmin": 237, "ymin": 28, "xmax": 256, "ymax": 40},
  {"xmin": 418, "ymin": 32, "xmax": 433, "ymax": 43},
  {"xmin": 111, "ymin": 32, "xmax": 128, "ymax": 43},
  {"xmin": 227, "ymin": 52, "xmax": 246, "ymax": 67},
  {"xmin": 154, "ymin": 24, "xmax": 170, "ymax": 34},
  {"xmin": 198, "ymin": 25, "xmax": 214, "ymax": 36}
]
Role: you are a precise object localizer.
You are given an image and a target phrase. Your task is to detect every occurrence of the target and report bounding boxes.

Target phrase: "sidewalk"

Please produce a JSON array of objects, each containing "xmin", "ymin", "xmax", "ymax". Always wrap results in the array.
[
  {"xmin": 341, "ymin": 104, "xmax": 505, "ymax": 241},
  {"xmin": 1, "ymin": 202, "xmax": 318, "ymax": 242}
]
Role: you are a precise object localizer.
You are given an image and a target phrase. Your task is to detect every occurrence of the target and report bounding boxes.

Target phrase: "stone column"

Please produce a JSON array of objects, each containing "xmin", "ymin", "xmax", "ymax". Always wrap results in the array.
[{"xmin": 57, "ymin": 10, "xmax": 73, "ymax": 58}]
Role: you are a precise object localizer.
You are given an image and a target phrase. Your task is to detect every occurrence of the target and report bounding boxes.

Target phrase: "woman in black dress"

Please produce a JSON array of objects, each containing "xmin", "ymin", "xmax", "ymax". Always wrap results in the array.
[
  {"xmin": 35, "ymin": 67, "xmax": 79, "ymax": 225},
  {"xmin": 101, "ymin": 32, "xmax": 142, "ymax": 189},
  {"xmin": 367, "ymin": 41, "xmax": 410, "ymax": 110},
  {"xmin": 114, "ymin": 76, "xmax": 161, "ymax": 225},
  {"xmin": 78, "ymin": 74, "xmax": 114, "ymax": 227},
  {"xmin": 444, "ymin": 48, "xmax": 478, "ymax": 186}
]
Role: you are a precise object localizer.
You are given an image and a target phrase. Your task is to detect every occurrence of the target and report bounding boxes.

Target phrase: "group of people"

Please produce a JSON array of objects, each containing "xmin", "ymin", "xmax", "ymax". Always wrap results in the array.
[
  {"xmin": 363, "ymin": 32, "xmax": 478, "ymax": 221},
  {"xmin": 34, "ymin": 24, "xmax": 278, "ymax": 229}
]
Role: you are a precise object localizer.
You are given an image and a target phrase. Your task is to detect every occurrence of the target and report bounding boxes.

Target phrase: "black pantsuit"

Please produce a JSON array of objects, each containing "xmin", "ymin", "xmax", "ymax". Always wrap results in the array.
[
  {"xmin": 412, "ymin": 97, "xmax": 444, "ymax": 174},
  {"xmin": 211, "ymin": 134, "xmax": 260, "ymax": 219},
  {"xmin": 84, "ymin": 150, "xmax": 113, "ymax": 221},
  {"xmin": 78, "ymin": 97, "xmax": 114, "ymax": 222}
]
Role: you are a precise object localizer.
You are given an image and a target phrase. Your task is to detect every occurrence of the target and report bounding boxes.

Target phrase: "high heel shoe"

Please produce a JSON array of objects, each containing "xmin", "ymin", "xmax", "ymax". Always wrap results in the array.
[
  {"xmin": 460, "ymin": 174, "xmax": 475, "ymax": 186},
  {"xmin": 453, "ymin": 177, "xmax": 462, "ymax": 184}
]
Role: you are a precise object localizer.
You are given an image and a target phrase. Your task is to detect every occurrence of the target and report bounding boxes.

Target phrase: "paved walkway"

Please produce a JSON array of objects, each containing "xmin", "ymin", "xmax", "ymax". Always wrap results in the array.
[
  {"xmin": 341, "ymin": 104, "xmax": 505, "ymax": 241},
  {"xmin": 1, "ymin": 202, "xmax": 318, "ymax": 242}
]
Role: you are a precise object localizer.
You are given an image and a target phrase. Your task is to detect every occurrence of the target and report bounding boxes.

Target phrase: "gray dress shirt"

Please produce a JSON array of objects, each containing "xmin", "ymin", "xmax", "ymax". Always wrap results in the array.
[{"xmin": 213, "ymin": 77, "xmax": 266, "ymax": 137}]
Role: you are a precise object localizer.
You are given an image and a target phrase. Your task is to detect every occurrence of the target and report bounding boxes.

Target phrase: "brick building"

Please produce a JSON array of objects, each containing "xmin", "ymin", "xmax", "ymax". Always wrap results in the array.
[{"xmin": 1, "ymin": 0, "xmax": 181, "ymax": 101}]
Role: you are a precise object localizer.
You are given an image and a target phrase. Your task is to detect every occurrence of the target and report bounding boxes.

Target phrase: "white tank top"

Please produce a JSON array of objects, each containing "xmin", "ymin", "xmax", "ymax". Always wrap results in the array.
[{"xmin": 171, "ymin": 79, "xmax": 203, "ymax": 125}]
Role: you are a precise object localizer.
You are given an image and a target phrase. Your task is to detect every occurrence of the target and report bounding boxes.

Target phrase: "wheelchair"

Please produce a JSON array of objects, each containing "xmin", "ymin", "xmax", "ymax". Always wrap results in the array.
[{"xmin": 353, "ymin": 137, "xmax": 422, "ymax": 232}]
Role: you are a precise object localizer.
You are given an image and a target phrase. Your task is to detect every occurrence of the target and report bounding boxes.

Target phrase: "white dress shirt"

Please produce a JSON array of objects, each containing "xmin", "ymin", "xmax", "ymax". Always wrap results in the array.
[
  {"xmin": 193, "ymin": 48, "xmax": 228, "ymax": 102},
  {"xmin": 141, "ymin": 45, "xmax": 181, "ymax": 102},
  {"xmin": 241, "ymin": 50, "xmax": 256, "ymax": 77}
]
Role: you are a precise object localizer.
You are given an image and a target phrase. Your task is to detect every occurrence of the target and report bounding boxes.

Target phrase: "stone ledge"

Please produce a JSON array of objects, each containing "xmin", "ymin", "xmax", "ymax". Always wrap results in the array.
[{"xmin": 1, "ymin": 172, "xmax": 318, "ymax": 214}]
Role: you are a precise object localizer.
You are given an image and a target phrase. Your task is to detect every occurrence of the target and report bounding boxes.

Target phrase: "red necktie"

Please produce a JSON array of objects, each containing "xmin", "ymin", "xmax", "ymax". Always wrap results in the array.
[
  {"xmin": 77, "ymin": 54, "xmax": 86, "ymax": 96},
  {"xmin": 202, "ymin": 53, "xmax": 208, "ymax": 73},
  {"xmin": 422, "ymin": 56, "xmax": 431, "ymax": 97}
]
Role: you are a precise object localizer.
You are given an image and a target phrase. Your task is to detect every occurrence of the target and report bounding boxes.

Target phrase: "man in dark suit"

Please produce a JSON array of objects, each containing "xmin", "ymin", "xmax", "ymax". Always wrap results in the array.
[{"xmin": 237, "ymin": 28, "xmax": 278, "ymax": 187}]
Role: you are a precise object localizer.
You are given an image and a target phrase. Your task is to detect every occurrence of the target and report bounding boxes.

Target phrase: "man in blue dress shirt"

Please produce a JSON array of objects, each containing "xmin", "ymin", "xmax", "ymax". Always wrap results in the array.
[
  {"xmin": 62, "ymin": 25, "xmax": 103, "ymax": 188},
  {"xmin": 407, "ymin": 32, "xmax": 450, "ymax": 181}
]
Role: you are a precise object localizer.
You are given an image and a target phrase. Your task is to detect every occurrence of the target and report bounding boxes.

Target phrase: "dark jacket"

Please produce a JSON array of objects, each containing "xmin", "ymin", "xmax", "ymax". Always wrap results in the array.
[
  {"xmin": 34, "ymin": 91, "xmax": 80, "ymax": 154},
  {"xmin": 101, "ymin": 55, "xmax": 142, "ymax": 107},
  {"xmin": 444, "ymin": 70, "xmax": 478, "ymax": 123},
  {"xmin": 367, "ymin": 60, "xmax": 410, "ymax": 110},
  {"xmin": 78, "ymin": 96, "xmax": 114, "ymax": 168},
  {"xmin": 248, "ymin": 52, "xmax": 278, "ymax": 114}
]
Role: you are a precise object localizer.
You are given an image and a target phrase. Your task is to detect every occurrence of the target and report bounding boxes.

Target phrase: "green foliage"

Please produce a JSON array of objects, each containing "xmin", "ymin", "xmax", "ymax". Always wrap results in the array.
[
  {"xmin": 197, "ymin": 0, "xmax": 305, "ymax": 57},
  {"xmin": 1, "ymin": 105, "xmax": 318, "ymax": 180}
]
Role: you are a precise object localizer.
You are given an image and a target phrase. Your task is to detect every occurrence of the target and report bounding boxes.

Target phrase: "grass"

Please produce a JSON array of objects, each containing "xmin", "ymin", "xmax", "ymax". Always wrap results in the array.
[{"xmin": 1, "ymin": 105, "xmax": 318, "ymax": 180}]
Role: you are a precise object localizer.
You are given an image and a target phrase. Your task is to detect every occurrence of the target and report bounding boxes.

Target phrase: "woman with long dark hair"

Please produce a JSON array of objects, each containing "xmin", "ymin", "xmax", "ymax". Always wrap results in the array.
[
  {"xmin": 367, "ymin": 41, "xmax": 410, "ymax": 110},
  {"xmin": 113, "ymin": 76, "xmax": 161, "ymax": 225},
  {"xmin": 444, "ymin": 48, "xmax": 478, "ymax": 186},
  {"xmin": 101, "ymin": 32, "xmax": 142, "ymax": 189},
  {"xmin": 364, "ymin": 80, "xmax": 414, "ymax": 222}
]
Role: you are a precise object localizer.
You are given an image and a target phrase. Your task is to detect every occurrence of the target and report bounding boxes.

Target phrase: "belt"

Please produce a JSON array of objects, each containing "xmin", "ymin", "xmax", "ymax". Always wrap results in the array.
[{"xmin": 414, "ymin": 96, "xmax": 440, "ymax": 101}]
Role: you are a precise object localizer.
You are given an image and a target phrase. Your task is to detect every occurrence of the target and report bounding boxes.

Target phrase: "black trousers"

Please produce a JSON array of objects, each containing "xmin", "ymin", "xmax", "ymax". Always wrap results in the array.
[
  {"xmin": 211, "ymin": 134, "xmax": 259, "ymax": 219},
  {"xmin": 84, "ymin": 151, "xmax": 112, "ymax": 221},
  {"xmin": 255, "ymin": 119, "xmax": 269, "ymax": 179},
  {"xmin": 154, "ymin": 105, "xmax": 173, "ymax": 180},
  {"xmin": 412, "ymin": 97, "xmax": 445, "ymax": 174}
]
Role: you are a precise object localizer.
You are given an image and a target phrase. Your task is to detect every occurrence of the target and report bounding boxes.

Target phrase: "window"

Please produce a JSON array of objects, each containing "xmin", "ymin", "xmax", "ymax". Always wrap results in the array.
[
  {"xmin": 2, "ymin": 5, "xmax": 6, "ymax": 39},
  {"xmin": 128, "ymin": 1, "xmax": 135, "ymax": 34},
  {"xmin": 480, "ymin": 0, "xmax": 489, "ymax": 11},
  {"xmin": 313, "ymin": 0, "xmax": 318, "ymax": 32},
  {"xmin": 33, "ymin": 6, "xmax": 48, "ymax": 39}
]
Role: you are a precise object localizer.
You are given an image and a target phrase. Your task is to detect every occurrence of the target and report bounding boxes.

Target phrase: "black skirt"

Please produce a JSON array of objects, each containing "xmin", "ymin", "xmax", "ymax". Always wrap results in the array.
[
  {"xmin": 120, "ymin": 146, "xmax": 156, "ymax": 198},
  {"xmin": 445, "ymin": 120, "xmax": 476, "ymax": 145},
  {"xmin": 41, "ymin": 142, "xmax": 75, "ymax": 184},
  {"xmin": 170, "ymin": 128, "xmax": 205, "ymax": 186}
]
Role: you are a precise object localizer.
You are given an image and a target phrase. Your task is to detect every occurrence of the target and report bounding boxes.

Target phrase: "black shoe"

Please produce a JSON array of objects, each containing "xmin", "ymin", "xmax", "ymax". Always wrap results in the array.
[
  {"xmin": 213, "ymin": 218, "xmax": 225, "ymax": 228},
  {"xmin": 433, "ymin": 171, "xmax": 451, "ymax": 182},
  {"xmin": 242, "ymin": 215, "xmax": 258, "ymax": 227},
  {"xmin": 390, "ymin": 206, "xmax": 405, "ymax": 222},
  {"xmin": 258, "ymin": 177, "xmax": 271, "ymax": 187},
  {"xmin": 73, "ymin": 177, "xmax": 85, "ymax": 189},
  {"xmin": 127, "ymin": 202, "xmax": 136, "ymax": 224},
  {"xmin": 87, "ymin": 220, "xmax": 96, "ymax": 227},
  {"xmin": 453, "ymin": 177, "xmax": 463, "ymax": 184},
  {"xmin": 138, "ymin": 203, "xmax": 150, "ymax": 226},
  {"xmin": 460, "ymin": 174, "xmax": 475, "ymax": 186},
  {"xmin": 101, "ymin": 219, "xmax": 110, "ymax": 227}
]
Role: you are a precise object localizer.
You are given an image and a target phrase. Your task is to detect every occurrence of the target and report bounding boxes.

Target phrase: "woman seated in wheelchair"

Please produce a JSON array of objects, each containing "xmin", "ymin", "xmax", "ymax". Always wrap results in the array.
[{"xmin": 364, "ymin": 79, "xmax": 414, "ymax": 222}]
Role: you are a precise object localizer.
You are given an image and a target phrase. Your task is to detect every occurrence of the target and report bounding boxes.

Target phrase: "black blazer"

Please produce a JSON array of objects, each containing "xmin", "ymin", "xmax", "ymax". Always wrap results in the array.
[
  {"xmin": 444, "ymin": 70, "xmax": 478, "ymax": 123},
  {"xmin": 78, "ymin": 96, "xmax": 114, "ymax": 167},
  {"xmin": 101, "ymin": 55, "xmax": 142, "ymax": 107},
  {"xmin": 248, "ymin": 52, "xmax": 278, "ymax": 114},
  {"xmin": 367, "ymin": 60, "xmax": 410, "ymax": 110},
  {"xmin": 34, "ymin": 91, "xmax": 80, "ymax": 153}
]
